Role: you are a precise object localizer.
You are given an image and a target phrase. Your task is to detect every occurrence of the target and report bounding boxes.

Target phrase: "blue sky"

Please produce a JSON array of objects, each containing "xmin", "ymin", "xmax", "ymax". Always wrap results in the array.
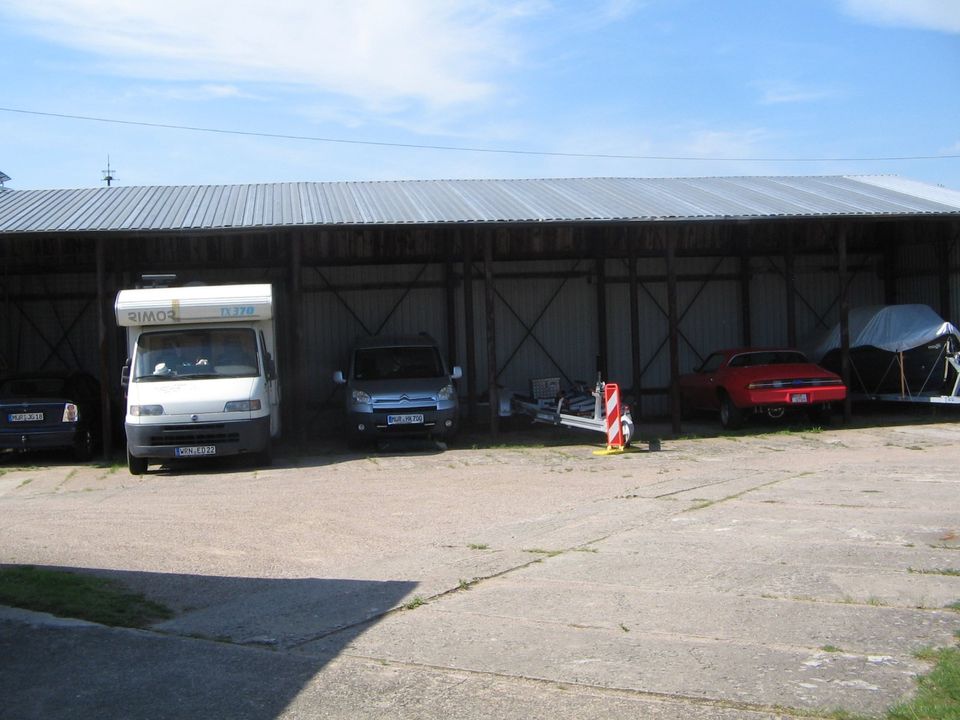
[{"xmin": 1, "ymin": 0, "xmax": 958, "ymax": 190}]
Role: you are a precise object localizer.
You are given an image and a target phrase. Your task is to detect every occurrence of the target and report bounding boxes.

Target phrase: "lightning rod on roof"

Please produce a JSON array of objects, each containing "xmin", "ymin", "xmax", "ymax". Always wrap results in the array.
[{"xmin": 102, "ymin": 156, "xmax": 116, "ymax": 187}]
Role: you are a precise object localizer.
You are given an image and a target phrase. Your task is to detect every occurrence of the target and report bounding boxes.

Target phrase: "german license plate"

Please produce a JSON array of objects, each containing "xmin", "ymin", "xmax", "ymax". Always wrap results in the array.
[
  {"xmin": 387, "ymin": 414, "xmax": 424, "ymax": 425},
  {"xmin": 175, "ymin": 445, "xmax": 216, "ymax": 457},
  {"xmin": 8, "ymin": 412, "xmax": 43, "ymax": 422},
  {"xmin": 790, "ymin": 393, "xmax": 809, "ymax": 404}
]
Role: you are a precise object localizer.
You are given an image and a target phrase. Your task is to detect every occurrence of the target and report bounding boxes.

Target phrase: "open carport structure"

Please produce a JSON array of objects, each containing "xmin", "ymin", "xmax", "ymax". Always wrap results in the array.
[{"xmin": 1, "ymin": 174, "xmax": 959, "ymax": 455}]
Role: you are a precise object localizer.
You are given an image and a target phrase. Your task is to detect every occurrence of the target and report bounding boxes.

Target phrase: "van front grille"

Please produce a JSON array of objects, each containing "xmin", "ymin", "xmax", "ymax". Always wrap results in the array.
[{"xmin": 147, "ymin": 424, "xmax": 240, "ymax": 446}]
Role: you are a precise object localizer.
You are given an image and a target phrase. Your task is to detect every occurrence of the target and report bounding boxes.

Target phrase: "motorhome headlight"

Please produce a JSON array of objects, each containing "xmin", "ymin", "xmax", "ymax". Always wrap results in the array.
[
  {"xmin": 130, "ymin": 404, "xmax": 164, "ymax": 416},
  {"xmin": 62, "ymin": 403, "xmax": 79, "ymax": 423},
  {"xmin": 224, "ymin": 399, "xmax": 262, "ymax": 412},
  {"xmin": 351, "ymin": 389, "xmax": 371, "ymax": 404},
  {"xmin": 437, "ymin": 384, "xmax": 456, "ymax": 401}
]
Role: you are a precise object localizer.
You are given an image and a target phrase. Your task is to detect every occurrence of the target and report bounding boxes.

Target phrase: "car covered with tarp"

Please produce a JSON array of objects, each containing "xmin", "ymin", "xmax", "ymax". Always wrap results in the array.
[{"xmin": 808, "ymin": 304, "xmax": 960, "ymax": 400}]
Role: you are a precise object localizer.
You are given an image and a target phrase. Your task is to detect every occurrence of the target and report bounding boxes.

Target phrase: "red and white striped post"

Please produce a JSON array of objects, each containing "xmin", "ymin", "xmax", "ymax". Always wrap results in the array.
[{"xmin": 604, "ymin": 382, "xmax": 623, "ymax": 450}]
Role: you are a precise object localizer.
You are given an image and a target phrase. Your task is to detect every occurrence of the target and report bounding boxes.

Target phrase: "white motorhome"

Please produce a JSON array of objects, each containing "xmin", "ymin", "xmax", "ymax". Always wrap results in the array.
[{"xmin": 115, "ymin": 284, "xmax": 280, "ymax": 474}]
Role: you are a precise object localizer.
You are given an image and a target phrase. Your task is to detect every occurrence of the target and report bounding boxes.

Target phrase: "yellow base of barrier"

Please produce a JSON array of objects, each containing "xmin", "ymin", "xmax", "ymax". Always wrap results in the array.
[{"xmin": 592, "ymin": 446, "xmax": 626, "ymax": 456}]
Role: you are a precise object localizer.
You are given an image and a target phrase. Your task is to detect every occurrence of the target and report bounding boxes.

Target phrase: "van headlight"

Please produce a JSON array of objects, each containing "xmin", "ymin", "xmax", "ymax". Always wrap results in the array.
[
  {"xmin": 351, "ymin": 389, "xmax": 371, "ymax": 404},
  {"xmin": 224, "ymin": 399, "xmax": 261, "ymax": 412},
  {"xmin": 438, "ymin": 384, "xmax": 456, "ymax": 401},
  {"xmin": 130, "ymin": 404, "xmax": 164, "ymax": 416}
]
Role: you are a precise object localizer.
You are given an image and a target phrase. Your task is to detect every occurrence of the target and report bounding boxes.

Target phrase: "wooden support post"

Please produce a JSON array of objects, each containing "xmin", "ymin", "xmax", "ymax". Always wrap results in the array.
[
  {"xmin": 95, "ymin": 237, "xmax": 113, "ymax": 460},
  {"xmin": 882, "ymin": 226, "xmax": 899, "ymax": 305},
  {"xmin": 483, "ymin": 229, "xmax": 499, "ymax": 436},
  {"xmin": 463, "ymin": 230, "xmax": 477, "ymax": 427},
  {"xmin": 739, "ymin": 254, "xmax": 752, "ymax": 347},
  {"xmin": 595, "ymin": 235, "xmax": 608, "ymax": 380},
  {"xmin": 937, "ymin": 231, "xmax": 952, "ymax": 323},
  {"xmin": 666, "ymin": 238, "xmax": 681, "ymax": 435},
  {"xmin": 838, "ymin": 227, "xmax": 852, "ymax": 422},
  {"xmin": 784, "ymin": 240, "xmax": 797, "ymax": 347},
  {"xmin": 445, "ymin": 238, "xmax": 457, "ymax": 367},
  {"xmin": 289, "ymin": 233, "xmax": 304, "ymax": 445},
  {"xmin": 628, "ymin": 236, "xmax": 642, "ymax": 416}
]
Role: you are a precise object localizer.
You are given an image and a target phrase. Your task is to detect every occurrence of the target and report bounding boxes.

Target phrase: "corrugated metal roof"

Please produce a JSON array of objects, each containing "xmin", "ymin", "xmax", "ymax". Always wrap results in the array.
[{"xmin": 1, "ymin": 175, "xmax": 959, "ymax": 234}]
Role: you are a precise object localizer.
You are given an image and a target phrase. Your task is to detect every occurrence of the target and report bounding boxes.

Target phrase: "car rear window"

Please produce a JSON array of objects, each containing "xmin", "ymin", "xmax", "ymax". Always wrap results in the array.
[
  {"xmin": 729, "ymin": 351, "xmax": 808, "ymax": 367},
  {"xmin": 0, "ymin": 377, "xmax": 68, "ymax": 398}
]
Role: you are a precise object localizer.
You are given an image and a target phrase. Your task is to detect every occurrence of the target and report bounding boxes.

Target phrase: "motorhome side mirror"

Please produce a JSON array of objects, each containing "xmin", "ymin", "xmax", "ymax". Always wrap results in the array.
[
  {"xmin": 265, "ymin": 354, "xmax": 277, "ymax": 381},
  {"xmin": 120, "ymin": 361, "xmax": 130, "ymax": 389},
  {"xmin": 451, "ymin": 366, "xmax": 463, "ymax": 380},
  {"xmin": 332, "ymin": 370, "xmax": 345, "ymax": 384}
]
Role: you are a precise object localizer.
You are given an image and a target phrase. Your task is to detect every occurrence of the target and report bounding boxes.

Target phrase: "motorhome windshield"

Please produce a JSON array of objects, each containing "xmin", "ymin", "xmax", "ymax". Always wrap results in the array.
[{"xmin": 134, "ymin": 328, "xmax": 259, "ymax": 381}]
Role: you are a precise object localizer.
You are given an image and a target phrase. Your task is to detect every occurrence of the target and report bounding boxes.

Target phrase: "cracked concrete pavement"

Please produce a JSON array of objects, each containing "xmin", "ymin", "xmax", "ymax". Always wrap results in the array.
[{"xmin": 1, "ymin": 418, "xmax": 959, "ymax": 718}]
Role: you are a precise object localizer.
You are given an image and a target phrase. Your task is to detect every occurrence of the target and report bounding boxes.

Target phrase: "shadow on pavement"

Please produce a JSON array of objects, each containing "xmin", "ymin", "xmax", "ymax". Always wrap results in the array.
[{"xmin": 0, "ymin": 565, "xmax": 417, "ymax": 720}]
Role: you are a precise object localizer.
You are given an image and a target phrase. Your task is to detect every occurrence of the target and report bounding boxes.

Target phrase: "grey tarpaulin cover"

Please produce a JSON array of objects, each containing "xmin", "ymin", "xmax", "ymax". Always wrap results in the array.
[{"xmin": 809, "ymin": 304, "xmax": 959, "ymax": 361}]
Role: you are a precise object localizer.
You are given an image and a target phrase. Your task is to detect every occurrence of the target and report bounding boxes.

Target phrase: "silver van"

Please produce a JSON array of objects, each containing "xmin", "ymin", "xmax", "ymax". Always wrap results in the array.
[{"xmin": 333, "ymin": 335, "xmax": 462, "ymax": 443}]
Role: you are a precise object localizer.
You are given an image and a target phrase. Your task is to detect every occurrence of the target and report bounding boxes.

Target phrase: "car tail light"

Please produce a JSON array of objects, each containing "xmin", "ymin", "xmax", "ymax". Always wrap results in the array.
[
  {"xmin": 62, "ymin": 403, "xmax": 79, "ymax": 422},
  {"xmin": 747, "ymin": 377, "xmax": 843, "ymax": 390}
]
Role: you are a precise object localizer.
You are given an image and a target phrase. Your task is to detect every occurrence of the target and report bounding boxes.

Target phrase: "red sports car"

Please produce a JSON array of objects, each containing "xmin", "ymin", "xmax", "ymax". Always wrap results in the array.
[{"xmin": 678, "ymin": 348, "xmax": 846, "ymax": 429}]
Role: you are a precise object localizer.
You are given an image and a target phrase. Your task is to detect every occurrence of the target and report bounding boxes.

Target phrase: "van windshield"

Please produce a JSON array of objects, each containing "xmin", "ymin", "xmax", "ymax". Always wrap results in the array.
[
  {"xmin": 353, "ymin": 346, "xmax": 444, "ymax": 380},
  {"xmin": 133, "ymin": 328, "xmax": 259, "ymax": 381}
]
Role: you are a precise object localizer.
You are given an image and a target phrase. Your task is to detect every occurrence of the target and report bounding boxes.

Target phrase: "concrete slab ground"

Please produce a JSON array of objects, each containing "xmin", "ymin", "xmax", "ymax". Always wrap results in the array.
[{"xmin": 1, "ymin": 418, "xmax": 958, "ymax": 719}]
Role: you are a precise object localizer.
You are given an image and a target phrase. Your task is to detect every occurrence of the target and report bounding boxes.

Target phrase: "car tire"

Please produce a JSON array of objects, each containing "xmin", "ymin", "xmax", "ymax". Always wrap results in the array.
[
  {"xmin": 127, "ymin": 449, "xmax": 148, "ymax": 475},
  {"xmin": 807, "ymin": 404, "xmax": 832, "ymax": 426},
  {"xmin": 254, "ymin": 439, "xmax": 273, "ymax": 467},
  {"xmin": 719, "ymin": 392, "xmax": 743, "ymax": 430},
  {"xmin": 73, "ymin": 429, "xmax": 96, "ymax": 462},
  {"xmin": 620, "ymin": 414, "xmax": 635, "ymax": 447}
]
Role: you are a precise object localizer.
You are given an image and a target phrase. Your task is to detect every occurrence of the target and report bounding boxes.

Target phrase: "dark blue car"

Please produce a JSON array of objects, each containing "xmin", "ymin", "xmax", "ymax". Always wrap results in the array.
[{"xmin": 0, "ymin": 372, "xmax": 101, "ymax": 460}]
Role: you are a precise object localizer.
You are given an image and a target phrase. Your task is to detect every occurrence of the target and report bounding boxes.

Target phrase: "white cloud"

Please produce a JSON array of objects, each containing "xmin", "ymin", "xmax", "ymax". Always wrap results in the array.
[
  {"xmin": 1, "ymin": 0, "xmax": 534, "ymax": 109},
  {"xmin": 841, "ymin": 0, "xmax": 960, "ymax": 33},
  {"xmin": 127, "ymin": 84, "xmax": 265, "ymax": 102},
  {"xmin": 756, "ymin": 82, "xmax": 836, "ymax": 105},
  {"xmin": 681, "ymin": 129, "xmax": 772, "ymax": 160}
]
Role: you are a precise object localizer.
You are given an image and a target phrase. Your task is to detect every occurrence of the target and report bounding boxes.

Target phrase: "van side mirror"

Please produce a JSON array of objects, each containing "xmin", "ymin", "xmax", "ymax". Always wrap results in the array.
[
  {"xmin": 451, "ymin": 366, "xmax": 463, "ymax": 380},
  {"xmin": 332, "ymin": 370, "xmax": 345, "ymax": 384},
  {"xmin": 265, "ymin": 353, "xmax": 277, "ymax": 381},
  {"xmin": 120, "ymin": 361, "xmax": 130, "ymax": 389}
]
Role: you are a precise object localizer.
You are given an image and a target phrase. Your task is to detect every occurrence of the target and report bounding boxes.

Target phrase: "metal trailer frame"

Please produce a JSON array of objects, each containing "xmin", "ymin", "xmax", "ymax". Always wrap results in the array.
[
  {"xmin": 853, "ymin": 353, "xmax": 960, "ymax": 405},
  {"xmin": 506, "ymin": 377, "xmax": 658, "ymax": 450}
]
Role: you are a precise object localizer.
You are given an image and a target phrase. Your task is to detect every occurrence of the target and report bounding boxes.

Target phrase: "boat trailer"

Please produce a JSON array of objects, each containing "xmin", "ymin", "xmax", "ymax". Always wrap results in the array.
[{"xmin": 504, "ymin": 376, "xmax": 659, "ymax": 451}]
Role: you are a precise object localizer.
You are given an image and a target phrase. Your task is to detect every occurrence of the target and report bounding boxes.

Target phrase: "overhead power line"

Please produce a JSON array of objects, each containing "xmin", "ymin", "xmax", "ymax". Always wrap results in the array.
[{"xmin": 1, "ymin": 105, "xmax": 958, "ymax": 163}]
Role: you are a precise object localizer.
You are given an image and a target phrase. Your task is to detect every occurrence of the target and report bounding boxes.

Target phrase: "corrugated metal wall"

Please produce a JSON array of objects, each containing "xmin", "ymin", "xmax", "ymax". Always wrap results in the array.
[
  {"xmin": 896, "ymin": 243, "xmax": 939, "ymax": 310},
  {"xmin": 1, "ymin": 272, "xmax": 100, "ymax": 374},
  {"xmin": 300, "ymin": 263, "xmax": 452, "ymax": 414},
  {"xmin": 1, "ymin": 228, "xmax": 953, "ymax": 426}
]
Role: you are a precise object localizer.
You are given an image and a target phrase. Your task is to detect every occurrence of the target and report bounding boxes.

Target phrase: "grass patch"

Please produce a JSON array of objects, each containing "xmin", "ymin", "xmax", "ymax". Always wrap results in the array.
[
  {"xmin": 523, "ymin": 548, "xmax": 563, "ymax": 557},
  {"xmin": 404, "ymin": 595, "xmax": 425, "ymax": 610},
  {"xmin": 820, "ymin": 645, "xmax": 844, "ymax": 653},
  {"xmin": 16, "ymin": 477, "xmax": 33, "ymax": 489},
  {"xmin": 467, "ymin": 543, "xmax": 489, "ymax": 551},
  {"xmin": 946, "ymin": 601, "xmax": 960, "ymax": 612},
  {"xmin": 887, "ymin": 647, "xmax": 960, "ymax": 720},
  {"xmin": 909, "ymin": 568, "xmax": 960, "ymax": 577},
  {"xmin": 0, "ymin": 565, "xmax": 171, "ymax": 628}
]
